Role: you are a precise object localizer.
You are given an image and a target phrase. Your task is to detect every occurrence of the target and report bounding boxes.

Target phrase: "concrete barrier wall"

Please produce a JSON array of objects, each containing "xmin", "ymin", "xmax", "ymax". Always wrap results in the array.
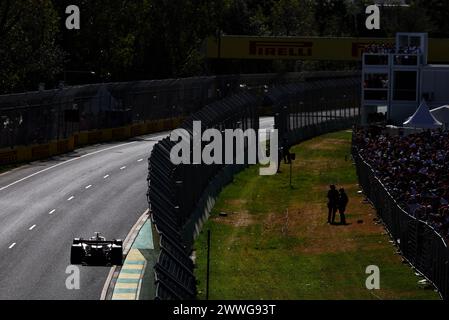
[{"xmin": 0, "ymin": 117, "xmax": 184, "ymax": 166}]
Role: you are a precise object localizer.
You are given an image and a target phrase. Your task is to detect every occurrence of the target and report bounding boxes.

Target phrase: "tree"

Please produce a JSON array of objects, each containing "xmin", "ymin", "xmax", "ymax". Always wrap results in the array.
[
  {"xmin": 248, "ymin": 5, "xmax": 271, "ymax": 36},
  {"xmin": 53, "ymin": 0, "xmax": 215, "ymax": 81},
  {"xmin": 314, "ymin": 0, "xmax": 352, "ymax": 36},
  {"xmin": 416, "ymin": 0, "xmax": 449, "ymax": 37},
  {"xmin": 222, "ymin": 0, "xmax": 252, "ymax": 35},
  {"xmin": 271, "ymin": 0, "xmax": 315, "ymax": 36},
  {"xmin": 53, "ymin": 0, "xmax": 139, "ymax": 82},
  {"xmin": 0, "ymin": 0, "xmax": 63, "ymax": 93},
  {"xmin": 381, "ymin": 1, "xmax": 435, "ymax": 37}
]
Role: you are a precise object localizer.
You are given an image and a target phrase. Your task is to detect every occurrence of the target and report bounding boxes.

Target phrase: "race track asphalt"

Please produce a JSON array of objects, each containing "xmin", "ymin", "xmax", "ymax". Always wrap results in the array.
[
  {"xmin": 0, "ymin": 132, "xmax": 167, "ymax": 299},
  {"xmin": 0, "ymin": 118, "xmax": 276, "ymax": 300}
]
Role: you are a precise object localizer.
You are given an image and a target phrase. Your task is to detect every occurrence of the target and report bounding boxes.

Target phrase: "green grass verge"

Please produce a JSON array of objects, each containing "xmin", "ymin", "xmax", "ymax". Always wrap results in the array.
[{"xmin": 194, "ymin": 130, "xmax": 440, "ymax": 300}]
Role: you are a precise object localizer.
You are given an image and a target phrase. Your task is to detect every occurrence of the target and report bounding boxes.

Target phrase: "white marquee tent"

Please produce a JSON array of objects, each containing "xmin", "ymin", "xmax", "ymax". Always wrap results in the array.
[{"xmin": 403, "ymin": 100, "xmax": 443, "ymax": 129}]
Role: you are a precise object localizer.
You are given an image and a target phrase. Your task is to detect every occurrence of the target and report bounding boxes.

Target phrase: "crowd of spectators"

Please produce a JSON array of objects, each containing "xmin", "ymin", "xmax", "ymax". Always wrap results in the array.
[
  {"xmin": 363, "ymin": 43, "xmax": 395, "ymax": 54},
  {"xmin": 363, "ymin": 43, "xmax": 422, "ymax": 66},
  {"xmin": 363, "ymin": 44, "xmax": 421, "ymax": 55},
  {"xmin": 354, "ymin": 127, "xmax": 449, "ymax": 240},
  {"xmin": 397, "ymin": 46, "xmax": 422, "ymax": 55}
]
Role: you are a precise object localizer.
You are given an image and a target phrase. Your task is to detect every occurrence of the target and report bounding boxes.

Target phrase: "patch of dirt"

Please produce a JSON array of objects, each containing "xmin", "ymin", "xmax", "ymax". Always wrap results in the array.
[
  {"xmin": 223, "ymin": 199, "xmax": 248, "ymax": 211},
  {"xmin": 214, "ymin": 183, "xmax": 387, "ymax": 255},
  {"xmin": 214, "ymin": 210, "xmax": 254, "ymax": 228},
  {"xmin": 225, "ymin": 199, "xmax": 248, "ymax": 206},
  {"xmin": 285, "ymin": 184, "xmax": 388, "ymax": 254},
  {"xmin": 262, "ymin": 212, "xmax": 280, "ymax": 233},
  {"xmin": 261, "ymin": 210, "xmax": 298, "ymax": 235},
  {"xmin": 304, "ymin": 138, "xmax": 347, "ymax": 151}
]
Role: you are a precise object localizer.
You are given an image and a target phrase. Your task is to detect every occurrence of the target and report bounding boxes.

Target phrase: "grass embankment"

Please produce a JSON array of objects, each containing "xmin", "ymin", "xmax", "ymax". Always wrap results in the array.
[{"xmin": 194, "ymin": 130, "xmax": 440, "ymax": 300}]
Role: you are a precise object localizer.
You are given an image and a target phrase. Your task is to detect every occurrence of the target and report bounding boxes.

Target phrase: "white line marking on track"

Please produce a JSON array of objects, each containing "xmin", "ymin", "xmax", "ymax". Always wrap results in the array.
[
  {"xmin": 67, "ymin": 196, "xmax": 75, "ymax": 201},
  {"xmin": 9, "ymin": 243, "xmax": 16, "ymax": 249},
  {"xmin": 49, "ymin": 209, "xmax": 56, "ymax": 215},
  {"xmin": 85, "ymin": 185, "xmax": 92, "ymax": 189},
  {"xmin": 137, "ymin": 159, "xmax": 144, "ymax": 162},
  {"xmin": 120, "ymin": 166, "xmax": 126, "ymax": 170},
  {"xmin": 29, "ymin": 225, "xmax": 36, "ymax": 231},
  {"xmin": 0, "ymin": 141, "xmax": 139, "ymax": 192},
  {"xmin": 104, "ymin": 175, "xmax": 109, "ymax": 179}
]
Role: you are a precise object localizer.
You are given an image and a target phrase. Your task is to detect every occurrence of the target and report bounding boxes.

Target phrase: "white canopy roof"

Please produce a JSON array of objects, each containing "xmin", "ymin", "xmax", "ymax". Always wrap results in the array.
[
  {"xmin": 430, "ymin": 105, "xmax": 449, "ymax": 124},
  {"xmin": 403, "ymin": 100, "xmax": 443, "ymax": 129}
]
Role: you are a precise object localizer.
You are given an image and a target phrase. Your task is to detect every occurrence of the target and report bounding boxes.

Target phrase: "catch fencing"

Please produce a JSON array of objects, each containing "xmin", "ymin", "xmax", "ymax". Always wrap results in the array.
[
  {"xmin": 352, "ymin": 147, "xmax": 449, "ymax": 300},
  {"xmin": 148, "ymin": 92, "xmax": 259, "ymax": 300},
  {"xmin": 274, "ymin": 73, "xmax": 361, "ymax": 147},
  {"xmin": 0, "ymin": 72, "xmax": 329, "ymax": 149},
  {"xmin": 0, "ymin": 78, "xmax": 232, "ymax": 148},
  {"xmin": 147, "ymin": 71, "xmax": 361, "ymax": 300}
]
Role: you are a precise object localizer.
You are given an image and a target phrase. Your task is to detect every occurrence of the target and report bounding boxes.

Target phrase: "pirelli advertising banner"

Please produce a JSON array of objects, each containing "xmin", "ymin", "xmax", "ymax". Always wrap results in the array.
[{"xmin": 205, "ymin": 36, "xmax": 449, "ymax": 63}]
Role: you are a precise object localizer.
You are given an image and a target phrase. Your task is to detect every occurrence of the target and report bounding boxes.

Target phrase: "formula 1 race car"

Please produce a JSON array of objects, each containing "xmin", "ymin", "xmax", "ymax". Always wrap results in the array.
[{"xmin": 70, "ymin": 232, "xmax": 123, "ymax": 266}]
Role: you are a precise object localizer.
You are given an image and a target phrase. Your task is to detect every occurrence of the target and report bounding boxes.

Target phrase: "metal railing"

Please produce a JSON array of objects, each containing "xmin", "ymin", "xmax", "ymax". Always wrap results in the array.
[{"xmin": 352, "ymin": 147, "xmax": 449, "ymax": 300}]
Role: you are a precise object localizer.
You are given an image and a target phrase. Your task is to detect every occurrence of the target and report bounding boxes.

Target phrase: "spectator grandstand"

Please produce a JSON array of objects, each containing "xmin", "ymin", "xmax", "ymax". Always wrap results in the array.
[
  {"xmin": 363, "ymin": 43, "xmax": 421, "ymax": 55},
  {"xmin": 363, "ymin": 43, "xmax": 395, "ymax": 54},
  {"xmin": 354, "ymin": 127, "xmax": 449, "ymax": 240}
]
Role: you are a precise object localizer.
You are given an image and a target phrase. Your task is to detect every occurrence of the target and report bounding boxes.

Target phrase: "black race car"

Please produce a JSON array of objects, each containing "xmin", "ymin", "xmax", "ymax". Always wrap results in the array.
[{"xmin": 70, "ymin": 232, "xmax": 123, "ymax": 266}]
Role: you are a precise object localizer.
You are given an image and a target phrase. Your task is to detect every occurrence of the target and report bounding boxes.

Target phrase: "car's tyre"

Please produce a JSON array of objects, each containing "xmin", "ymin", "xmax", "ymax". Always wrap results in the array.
[
  {"xmin": 70, "ymin": 244, "xmax": 83, "ymax": 265},
  {"xmin": 111, "ymin": 245, "xmax": 123, "ymax": 266},
  {"xmin": 113, "ymin": 239, "xmax": 123, "ymax": 247}
]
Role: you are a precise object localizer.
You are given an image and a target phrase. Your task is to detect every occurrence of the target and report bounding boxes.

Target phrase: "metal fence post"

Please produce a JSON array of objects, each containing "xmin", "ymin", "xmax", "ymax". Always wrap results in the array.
[{"xmin": 206, "ymin": 229, "xmax": 211, "ymax": 300}]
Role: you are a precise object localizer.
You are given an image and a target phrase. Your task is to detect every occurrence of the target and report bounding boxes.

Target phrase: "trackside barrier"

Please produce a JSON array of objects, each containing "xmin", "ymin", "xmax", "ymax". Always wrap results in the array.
[
  {"xmin": 148, "ymin": 92, "xmax": 259, "ymax": 300},
  {"xmin": 0, "ymin": 72, "xmax": 350, "ymax": 150},
  {"xmin": 273, "ymin": 74, "xmax": 361, "ymax": 149},
  {"xmin": 352, "ymin": 148, "xmax": 449, "ymax": 300},
  {"xmin": 0, "ymin": 117, "xmax": 182, "ymax": 166},
  {"xmin": 148, "ymin": 72, "xmax": 362, "ymax": 300}
]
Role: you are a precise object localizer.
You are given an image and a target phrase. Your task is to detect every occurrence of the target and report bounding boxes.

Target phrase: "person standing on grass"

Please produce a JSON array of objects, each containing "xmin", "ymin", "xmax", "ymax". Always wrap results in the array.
[
  {"xmin": 327, "ymin": 185, "xmax": 339, "ymax": 224},
  {"xmin": 282, "ymin": 138, "xmax": 291, "ymax": 164},
  {"xmin": 338, "ymin": 188, "xmax": 349, "ymax": 225}
]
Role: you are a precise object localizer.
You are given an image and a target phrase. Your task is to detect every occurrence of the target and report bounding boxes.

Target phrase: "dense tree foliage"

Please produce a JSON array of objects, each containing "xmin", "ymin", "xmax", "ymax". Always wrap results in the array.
[
  {"xmin": 0, "ymin": 0, "xmax": 448, "ymax": 93},
  {"xmin": 0, "ymin": 0, "xmax": 63, "ymax": 93}
]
